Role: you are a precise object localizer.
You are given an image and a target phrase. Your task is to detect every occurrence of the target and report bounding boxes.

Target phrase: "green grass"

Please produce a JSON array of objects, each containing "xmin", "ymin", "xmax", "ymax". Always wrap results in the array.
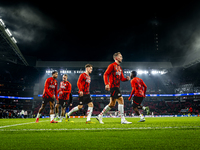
[{"xmin": 0, "ymin": 117, "xmax": 200, "ymax": 150}]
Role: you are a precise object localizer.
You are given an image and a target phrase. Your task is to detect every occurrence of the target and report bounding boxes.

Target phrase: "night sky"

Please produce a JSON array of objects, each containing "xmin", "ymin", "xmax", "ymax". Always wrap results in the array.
[{"xmin": 1, "ymin": 1, "xmax": 200, "ymax": 62}]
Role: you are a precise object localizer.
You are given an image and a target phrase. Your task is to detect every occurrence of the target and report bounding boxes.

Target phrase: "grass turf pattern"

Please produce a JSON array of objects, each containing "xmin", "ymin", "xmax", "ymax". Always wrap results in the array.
[{"xmin": 0, "ymin": 117, "xmax": 200, "ymax": 149}]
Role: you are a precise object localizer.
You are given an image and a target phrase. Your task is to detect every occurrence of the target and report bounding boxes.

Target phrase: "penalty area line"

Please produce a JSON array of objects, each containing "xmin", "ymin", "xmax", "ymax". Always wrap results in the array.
[{"xmin": 0, "ymin": 126, "xmax": 200, "ymax": 131}]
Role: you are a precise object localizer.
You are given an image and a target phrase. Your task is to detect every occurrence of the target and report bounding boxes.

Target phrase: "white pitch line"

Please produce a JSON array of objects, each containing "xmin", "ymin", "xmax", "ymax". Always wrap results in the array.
[
  {"xmin": 0, "ymin": 126, "xmax": 199, "ymax": 131},
  {"xmin": 0, "ymin": 120, "xmax": 49, "ymax": 129}
]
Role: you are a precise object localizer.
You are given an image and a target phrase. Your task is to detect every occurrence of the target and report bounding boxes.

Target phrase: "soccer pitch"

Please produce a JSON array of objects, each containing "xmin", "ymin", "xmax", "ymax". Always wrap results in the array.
[{"xmin": 0, "ymin": 117, "xmax": 200, "ymax": 150}]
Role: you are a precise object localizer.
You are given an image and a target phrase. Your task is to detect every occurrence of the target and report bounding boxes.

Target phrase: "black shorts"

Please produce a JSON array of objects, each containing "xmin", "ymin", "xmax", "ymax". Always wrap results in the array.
[
  {"xmin": 110, "ymin": 87, "xmax": 122, "ymax": 99},
  {"xmin": 132, "ymin": 96, "xmax": 143, "ymax": 108},
  {"xmin": 78, "ymin": 94, "xmax": 92, "ymax": 105},
  {"xmin": 57, "ymin": 99, "xmax": 69, "ymax": 108},
  {"xmin": 42, "ymin": 97, "xmax": 54, "ymax": 105}
]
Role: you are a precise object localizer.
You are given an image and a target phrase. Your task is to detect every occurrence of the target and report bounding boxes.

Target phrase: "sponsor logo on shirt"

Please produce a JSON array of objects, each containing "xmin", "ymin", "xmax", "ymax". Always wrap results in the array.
[
  {"xmin": 114, "ymin": 65, "xmax": 122, "ymax": 76},
  {"xmin": 60, "ymin": 86, "xmax": 65, "ymax": 89},
  {"xmin": 49, "ymin": 85, "xmax": 55, "ymax": 88},
  {"xmin": 86, "ymin": 77, "xmax": 91, "ymax": 83},
  {"xmin": 116, "ymin": 71, "xmax": 121, "ymax": 76}
]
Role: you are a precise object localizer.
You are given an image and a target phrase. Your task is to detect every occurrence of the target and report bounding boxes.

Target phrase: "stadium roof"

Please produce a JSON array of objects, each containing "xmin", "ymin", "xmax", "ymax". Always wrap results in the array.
[{"xmin": 0, "ymin": 20, "xmax": 29, "ymax": 66}]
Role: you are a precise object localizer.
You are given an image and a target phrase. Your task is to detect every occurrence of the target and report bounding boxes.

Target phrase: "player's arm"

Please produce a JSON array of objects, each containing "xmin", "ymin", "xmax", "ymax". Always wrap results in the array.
[
  {"xmin": 77, "ymin": 74, "xmax": 84, "ymax": 96},
  {"xmin": 55, "ymin": 82, "xmax": 58, "ymax": 100},
  {"xmin": 103, "ymin": 64, "xmax": 113, "ymax": 91},
  {"xmin": 120, "ymin": 68, "xmax": 130, "ymax": 81},
  {"xmin": 128, "ymin": 80, "xmax": 135, "ymax": 101},
  {"xmin": 44, "ymin": 78, "xmax": 54, "ymax": 98},
  {"xmin": 143, "ymin": 80, "xmax": 147, "ymax": 98},
  {"xmin": 63, "ymin": 83, "xmax": 72, "ymax": 94}
]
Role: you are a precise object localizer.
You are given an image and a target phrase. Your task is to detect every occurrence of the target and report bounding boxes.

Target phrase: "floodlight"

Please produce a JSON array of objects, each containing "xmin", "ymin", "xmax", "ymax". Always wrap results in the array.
[
  {"xmin": 5, "ymin": 28, "xmax": 12, "ymax": 36},
  {"xmin": 137, "ymin": 70, "xmax": 148, "ymax": 75},
  {"xmin": 151, "ymin": 70, "xmax": 157, "ymax": 74},
  {"xmin": 46, "ymin": 69, "xmax": 52, "ymax": 74},
  {"xmin": 60, "ymin": 70, "xmax": 66, "ymax": 74},
  {"xmin": 11, "ymin": 37, "xmax": 17, "ymax": 43},
  {"xmin": 138, "ymin": 70, "xmax": 143, "ymax": 74},
  {"xmin": 0, "ymin": 19, "xmax": 5, "ymax": 27}
]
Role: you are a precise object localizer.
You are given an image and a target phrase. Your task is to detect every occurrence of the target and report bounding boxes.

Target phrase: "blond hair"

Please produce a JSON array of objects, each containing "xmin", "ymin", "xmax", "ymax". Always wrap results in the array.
[
  {"xmin": 113, "ymin": 52, "xmax": 121, "ymax": 60},
  {"xmin": 85, "ymin": 64, "xmax": 93, "ymax": 68}
]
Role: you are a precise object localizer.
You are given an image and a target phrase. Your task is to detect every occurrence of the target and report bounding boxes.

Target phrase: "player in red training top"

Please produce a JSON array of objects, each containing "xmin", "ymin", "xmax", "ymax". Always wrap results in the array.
[
  {"xmin": 35, "ymin": 70, "xmax": 58, "ymax": 123},
  {"xmin": 96, "ymin": 52, "xmax": 132, "ymax": 124},
  {"xmin": 54, "ymin": 74, "xmax": 72, "ymax": 122},
  {"xmin": 66, "ymin": 64, "xmax": 95, "ymax": 124},
  {"xmin": 128, "ymin": 71, "xmax": 150, "ymax": 122}
]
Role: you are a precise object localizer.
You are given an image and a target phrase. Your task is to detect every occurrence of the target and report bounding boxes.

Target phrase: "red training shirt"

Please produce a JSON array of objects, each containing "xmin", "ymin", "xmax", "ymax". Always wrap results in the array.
[
  {"xmin": 103, "ymin": 62, "xmax": 127, "ymax": 88},
  {"xmin": 57, "ymin": 81, "xmax": 71, "ymax": 100},
  {"xmin": 77, "ymin": 72, "xmax": 91, "ymax": 95},
  {"xmin": 129, "ymin": 77, "xmax": 147, "ymax": 98},
  {"xmin": 43, "ymin": 77, "xmax": 58, "ymax": 100}
]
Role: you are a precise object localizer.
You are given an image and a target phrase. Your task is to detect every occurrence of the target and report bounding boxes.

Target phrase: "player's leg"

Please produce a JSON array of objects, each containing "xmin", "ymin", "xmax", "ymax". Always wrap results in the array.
[
  {"xmin": 66, "ymin": 95, "xmax": 83, "ymax": 121},
  {"xmin": 66, "ymin": 105, "xmax": 82, "ymax": 122},
  {"xmin": 138, "ymin": 105, "xmax": 150, "ymax": 115},
  {"xmin": 55, "ymin": 103, "xmax": 60, "ymax": 121},
  {"xmin": 97, "ymin": 87, "xmax": 122, "ymax": 124},
  {"xmin": 102, "ymin": 97, "xmax": 116, "ymax": 115},
  {"xmin": 117, "ymin": 97, "xmax": 132, "ymax": 124},
  {"xmin": 49, "ymin": 101, "xmax": 58, "ymax": 123},
  {"xmin": 59, "ymin": 106, "xmax": 65, "ymax": 122},
  {"xmin": 61, "ymin": 106, "xmax": 66, "ymax": 117},
  {"xmin": 55, "ymin": 101, "xmax": 60, "ymax": 118},
  {"xmin": 132, "ymin": 97, "xmax": 145, "ymax": 122},
  {"xmin": 37, "ymin": 104, "xmax": 46, "ymax": 116},
  {"xmin": 68, "ymin": 104, "xmax": 82, "ymax": 115},
  {"xmin": 86, "ymin": 102, "xmax": 95, "ymax": 124},
  {"xmin": 133, "ymin": 106, "xmax": 145, "ymax": 122},
  {"xmin": 96, "ymin": 97, "xmax": 116, "ymax": 124},
  {"xmin": 35, "ymin": 100, "xmax": 47, "ymax": 123}
]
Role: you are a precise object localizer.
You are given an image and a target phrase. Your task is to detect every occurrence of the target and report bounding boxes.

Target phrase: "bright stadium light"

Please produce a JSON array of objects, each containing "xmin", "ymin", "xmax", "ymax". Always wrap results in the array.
[
  {"xmin": 151, "ymin": 70, "xmax": 158, "ymax": 74},
  {"xmin": 77, "ymin": 70, "xmax": 84, "ymax": 74},
  {"xmin": 60, "ymin": 70, "xmax": 72, "ymax": 74},
  {"xmin": 11, "ymin": 37, "xmax": 17, "ymax": 43},
  {"xmin": 5, "ymin": 28, "xmax": 12, "ymax": 36},
  {"xmin": 0, "ymin": 19, "xmax": 5, "ymax": 27},
  {"xmin": 160, "ymin": 70, "xmax": 168, "ymax": 75},
  {"xmin": 124, "ymin": 71, "xmax": 131, "ymax": 74},
  {"xmin": 60, "ymin": 70, "xmax": 66, "ymax": 74},
  {"xmin": 137, "ymin": 70, "xmax": 143, "ymax": 74},
  {"xmin": 151, "ymin": 70, "xmax": 168, "ymax": 75},
  {"xmin": 161, "ymin": 71, "xmax": 164, "ymax": 75},
  {"xmin": 136, "ymin": 70, "xmax": 148, "ymax": 75},
  {"xmin": 46, "ymin": 69, "xmax": 53, "ymax": 74},
  {"xmin": 46, "ymin": 70, "xmax": 51, "ymax": 74}
]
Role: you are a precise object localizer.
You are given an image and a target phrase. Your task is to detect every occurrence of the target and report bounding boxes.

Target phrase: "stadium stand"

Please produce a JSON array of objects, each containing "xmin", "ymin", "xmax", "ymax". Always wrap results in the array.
[
  {"xmin": 1, "ymin": 63, "xmax": 200, "ymax": 118},
  {"xmin": 0, "ymin": 33, "xmax": 200, "ymax": 118}
]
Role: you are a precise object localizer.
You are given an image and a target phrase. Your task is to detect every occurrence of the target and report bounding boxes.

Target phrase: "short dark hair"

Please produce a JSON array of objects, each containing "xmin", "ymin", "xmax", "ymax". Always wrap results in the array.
[
  {"xmin": 113, "ymin": 52, "xmax": 121, "ymax": 60},
  {"xmin": 52, "ymin": 70, "xmax": 58, "ymax": 75},
  {"xmin": 63, "ymin": 74, "xmax": 68, "ymax": 77},
  {"xmin": 85, "ymin": 64, "xmax": 93, "ymax": 68},
  {"xmin": 131, "ymin": 71, "xmax": 137, "ymax": 79}
]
